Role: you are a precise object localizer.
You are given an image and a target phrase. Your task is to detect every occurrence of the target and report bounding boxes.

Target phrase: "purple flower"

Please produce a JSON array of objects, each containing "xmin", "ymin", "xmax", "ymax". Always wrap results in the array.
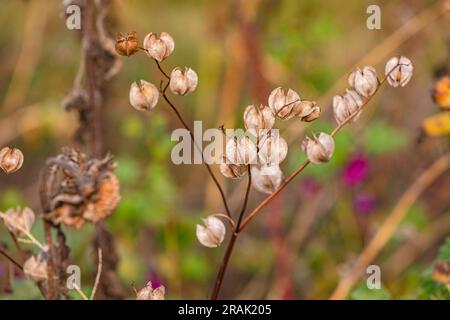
[
  {"xmin": 299, "ymin": 177, "xmax": 320, "ymax": 196},
  {"xmin": 147, "ymin": 269, "xmax": 163, "ymax": 289},
  {"xmin": 353, "ymin": 193, "xmax": 376, "ymax": 215},
  {"xmin": 342, "ymin": 153, "xmax": 369, "ymax": 187}
]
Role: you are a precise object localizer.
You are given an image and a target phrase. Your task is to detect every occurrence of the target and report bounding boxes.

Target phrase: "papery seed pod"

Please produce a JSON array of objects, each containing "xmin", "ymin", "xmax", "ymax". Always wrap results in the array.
[
  {"xmin": 136, "ymin": 281, "xmax": 166, "ymax": 300},
  {"xmin": 348, "ymin": 66, "xmax": 379, "ymax": 97},
  {"xmin": 129, "ymin": 80, "xmax": 159, "ymax": 111},
  {"xmin": 251, "ymin": 165, "xmax": 284, "ymax": 194},
  {"xmin": 219, "ymin": 157, "xmax": 247, "ymax": 179},
  {"xmin": 385, "ymin": 56, "xmax": 413, "ymax": 87},
  {"xmin": 23, "ymin": 255, "xmax": 48, "ymax": 283},
  {"xmin": 268, "ymin": 87, "xmax": 302, "ymax": 120},
  {"xmin": 0, "ymin": 207, "xmax": 35, "ymax": 237},
  {"xmin": 225, "ymin": 136, "xmax": 257, "ymax": 165},
  {"xmin": 115, "ymin": 32, "xmax": 140, "ymax": 57},
  {"xmin": 258, "ymin": 133, "xmax": 288, "ymax": 166},
  {"xmin": 332, "ymin": 89, "xmax": 364, "ymax": 124},
  {"xmin": 243, "ymin": 104, "xmax": 275, "ymax": 130},
  {"xmin": 169, "ymin": 67, "xmax": 198, "ymax": 96},
  {"xmin": 196, "ymin": 216, "xmax": 226, "ymax": 248},
  {"xmin": 297, "ymin": 100, "xmax": 321, "ymax": 122},
  {"xmin": 143, "ymin": 32, "xmax": 175, "ymax": 62},
  {"xmin": 302, "ymin": 132, "xmax": 335, "ymax": 164},
  {"xmin": 0, "ymin": 147, "xmax": 24, "ymax": 174}
]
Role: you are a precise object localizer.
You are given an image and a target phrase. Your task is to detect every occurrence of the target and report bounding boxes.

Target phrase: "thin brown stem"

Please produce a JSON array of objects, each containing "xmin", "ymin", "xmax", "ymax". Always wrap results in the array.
[
  {"xmin": 154, "ymin": 59, "xmax": 232, "ymax": 217},
  {"xmin": 237, "ymin": 165, "xmax": 252, "ymax": 227},
  {"xmin": 73, "ymin": 283, "xmax": 89, "ymax": 300},
  {"xmin": 44, "ymin": 221, "xmax": 56, "ymax": 300},
  {"xmin": 8, "ymin": 230, "xmax": 26, "ymax": 262},
  {"xmin": 90, "ymin": 248, "xmax": 103, "ymax": 300},
  {"xmin": 210, "ymin": 165, "xmax": 251, "ymax": 299},
  {"xmin": 85, "ymin": 0, "xmax": 102, "ymax": 158},
  {"xmin": 239, "ymin": 160, "xmax": 309, "ymax": 232},
  {"xmin": 0, "ymin": 247, "xmax": 23, "ymax": 271},
  {"xmin": 155, "ymin": 60, "xmax": 171, "ymax": 80},
  {"xmin": 160, "ymin": 89, "xmax": 232, "ymax": 218}
]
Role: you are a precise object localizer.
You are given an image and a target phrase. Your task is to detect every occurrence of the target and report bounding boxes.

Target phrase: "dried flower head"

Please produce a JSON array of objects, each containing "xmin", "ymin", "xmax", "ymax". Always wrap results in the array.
[
  {"xmin": 251, "ymin": 165, "xmax": 284, "ymax": 194},
  {"xmin": 385, "ymin": 56, "xmax": 413, "ymax": 87},
  {"xmin": 136, "ymin": 281, "xmax": 166, "ymax": 300},
  {"xmin": 243, "ymin": 104, "xmax": 275, "ymax": 130},
  {"xmin": 225, "ymin": 136, "xmax": 257, "ymax": 165},
  {"xmin": 0, "ymin": 207, "xmax": 35, "ymax": 237},
  {"xmin": 23, "ymin": 254, "xmax": 48, "ymax": 283},
  {"xmin": 432, "ymin": 75, "xmax": 450, "ymax": 110},
  {"xmin": 129, "ymin": 80, "xmax": 159, "ymax": 111},
  {"xmin": 432, "ymin": 261, "xmax": 450, "ymax": 285},
  {"xmin": 302, "ymin": 132, "xmax": 335, "ymax": 164},
  {"xmin": 348, "ymin": 66, "xmax": 379, "ymax": 97},
  {"xmin": 220, "ymin": 157, "xmax": 247, "ymax": 179},
  {"xmin": 297, "ymin": 100, "xmax": 321, "ymax": 122},
  {"xmin": 0, "ymin": 146, "xmax": 24, "ymax": 174},
  {"xmin": 333, "ymin": 89, "xmax": 364, "ymax": 124},
  {"xmin": 40, "ymin": 148, "xmax": 120, "ymax": 229},
  {"xmin": 257, "ymin": 132, "xmax": 288, "ymax": 166},
  {"xmin": 268, "ymin": 87, "xmax": 302, "ymax": 120},
  {"xmin": 115, "ymin": 32, "xmax": 140, "ymax": 57},
  {"xmin": 196, "ymin": 216, "xmax": 226, "ymax": 248},
  {"xmin": 143, "ymin": 32, "xmax": 175, "ymax": 62},
  {"xmin": 169, "ymin": 67, "xmax": 198, "ymax": 96}
]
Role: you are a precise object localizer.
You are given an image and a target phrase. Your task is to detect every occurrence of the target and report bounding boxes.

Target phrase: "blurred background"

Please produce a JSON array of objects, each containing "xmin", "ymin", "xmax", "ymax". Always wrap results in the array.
[{"xmin": 0, "ymin": 0, "xmax": 450, "ymax": 299}]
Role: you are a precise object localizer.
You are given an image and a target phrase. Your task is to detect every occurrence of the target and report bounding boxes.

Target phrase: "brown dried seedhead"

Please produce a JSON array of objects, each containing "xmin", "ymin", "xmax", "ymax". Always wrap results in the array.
[
  {"xmin": 115, "ymin": 32, "xmax": 140, "ymax": 57},
  {"xmin": 39, "ymin": 148, "xmax": 120, "ymax": 229},
  {"xmin": 432, "ymin": 261, "xmax": 450, "ymax": 285}
]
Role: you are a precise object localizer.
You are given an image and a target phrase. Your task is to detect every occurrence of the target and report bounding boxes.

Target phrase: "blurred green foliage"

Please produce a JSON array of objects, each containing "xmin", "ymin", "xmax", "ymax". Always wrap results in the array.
[{"xmin": 419, "ymin": 237, "xmax": 450, "ymax": 300}]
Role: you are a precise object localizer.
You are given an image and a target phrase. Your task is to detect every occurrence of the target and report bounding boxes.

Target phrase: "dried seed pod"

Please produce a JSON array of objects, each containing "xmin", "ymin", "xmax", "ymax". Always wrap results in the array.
[
  {"xmin": 0, "ymin": 147, "xmax": 24, "ymax": 174},
  {"xmin": 129, "ymin": 80, "xmax": 159, "ymax": 111},
  {"xmin": 41, "ymin": 148, "xmax": 121, "ymax": 229},
  {"xmin": 348, "ymin": 66, "xmax": 379, "ymax": 97},
  {"xmin": 258, "ymin": 132, "xmax": 288, "ymax": 166},
  {"xmin": 225, "ymin": 136, "xmax": 257, "ymax": 165},
  {"xmin": 136, "ymin": 281, "xmax": 166, "ymax": 300},
  {"xmin": 82, "ymin": 172, "xmax": 121, "ymax": 224},
  {"xmin": 251, "ymin": 165, "xmax": 284, "ymax": 194},
  {"xmin": 302, "ymin": 132, "xmax": 335, "ymax": 164},
  {"xmin": 169, "ymin": 67, "xmax": 198, "ymax": 96},
  {"xmin": 243, "ymin": 104, "xmax": 275, "ymax": 130},
  {"xmin": 268, "ymin": 87, "xmax": 302, "ymax": 120},
  {"xmin": 385, "ymin": 56, "xmax": 413, "ymax": 87},
  {"xmin": 23, "ymin": 254, "xmax": 48, "ymax": 283},
  {"xmin": 143, "ymin": 32, "xmax": 175, "ymax": 62},
  {"xmin": 333, "ymin": 89, "xmax": 364, "ymax": 124},
  {"xmin": 196, "ymin": 216, "xmax": 226, "ymax": 248},
  {"xmin": 115, "ymin": 32, "xmax": 140, "ymax": 57},
  {"xmin": 219, "ymin": 157, "xmax": 247, "ymax": 179},
  {"xmin": 297, "ymin": 100, "xmax": 321, "ymax": 122},
  {"xmin": 0, "ymin": 207, "xmax": 35, "ymax": 237}
]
